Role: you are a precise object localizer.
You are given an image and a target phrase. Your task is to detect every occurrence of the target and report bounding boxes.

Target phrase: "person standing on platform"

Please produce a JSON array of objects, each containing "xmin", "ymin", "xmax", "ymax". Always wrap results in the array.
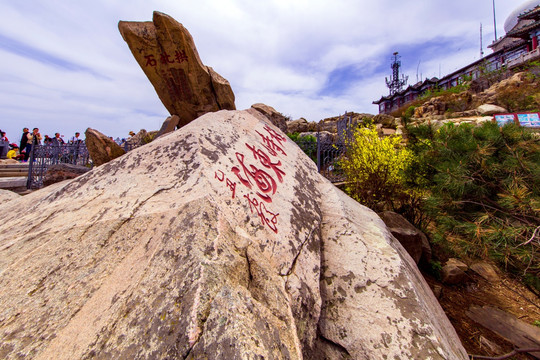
[
  {"xmin": 25, "ymin": 128, "xmax": 42, "ymax": 161},
  {"xmin": 20, "ymin": 128, "xmax": 30, "ymax": 161}
]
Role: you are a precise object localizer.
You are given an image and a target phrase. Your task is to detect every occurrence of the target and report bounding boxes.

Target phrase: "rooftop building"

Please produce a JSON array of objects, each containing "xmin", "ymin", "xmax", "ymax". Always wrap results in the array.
[{"xmin": 373, "ymin": 1, "xmax": 540, "ymax": 115}]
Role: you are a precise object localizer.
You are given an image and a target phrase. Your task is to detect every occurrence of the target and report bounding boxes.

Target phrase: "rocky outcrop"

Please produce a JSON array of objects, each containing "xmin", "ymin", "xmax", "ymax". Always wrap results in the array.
[
  {"xmin": 84, "ymin": 128, "xmax": 126, "ymax": 166},
  {"xmin": 0, "ymin": 109, "xmax": 468, "ymax": 359},
  {"xmin": 127, "ymin": 129, "xmax": 157, "ymax": 147},
  {"xmin": 250, "ymin": 103, "xmax": 288, "ymax": 133},
  {"xmin": 43, "ymin": 163, "xmax": 91, "ymax": 186},
  {"xmin": 286, "ymin": 118, "xmax": 318, "ymax": 133},
  {"xmin": 118, "ymin": 11, "xmax": 235, "ymax": 128}
]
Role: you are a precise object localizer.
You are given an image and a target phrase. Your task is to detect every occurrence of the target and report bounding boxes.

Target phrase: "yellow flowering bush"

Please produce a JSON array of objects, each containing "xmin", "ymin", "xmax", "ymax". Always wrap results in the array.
[{"xmin": 340, "ymin": 126, "xmax": 414, "ymax": 211}]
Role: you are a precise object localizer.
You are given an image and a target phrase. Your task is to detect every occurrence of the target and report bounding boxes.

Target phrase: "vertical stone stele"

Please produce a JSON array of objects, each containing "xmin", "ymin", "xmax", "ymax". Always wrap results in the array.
[{"xmin": 118, "ymin": 11, "xmax": 236, "ymax": 129}]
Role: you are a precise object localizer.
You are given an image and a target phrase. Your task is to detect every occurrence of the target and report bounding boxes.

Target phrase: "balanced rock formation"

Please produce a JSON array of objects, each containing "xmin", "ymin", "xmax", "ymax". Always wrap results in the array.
[
  {"xmin": 84, "ymin": 128, "xmax": 125, "ymax": 166},
  {"xmin": 119, "ymin": 11, "xmax": 236, "ymax": 128},
  {"xmin": 0, "ymin": 109, "xmax": 467, "ymax": 359}
]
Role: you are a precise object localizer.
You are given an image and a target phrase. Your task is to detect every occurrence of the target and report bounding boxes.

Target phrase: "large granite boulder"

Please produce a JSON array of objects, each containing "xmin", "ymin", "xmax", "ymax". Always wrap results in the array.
[
  {"xmin": 0, "ymin": 109, "xmax": 467, "ymax": 359},
  {"xmin": 85, "ymin": 128, "xmax": 126, "ymax": 166},
  {"xmin": 119, "ymin": 11, "xmax": 236, "ymax": 128}
]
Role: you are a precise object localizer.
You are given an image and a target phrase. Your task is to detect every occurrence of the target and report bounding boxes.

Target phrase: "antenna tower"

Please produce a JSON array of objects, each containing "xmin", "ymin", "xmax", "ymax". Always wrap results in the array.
[
  {"xmin": 492, "ymin": 0, "xmax": 497, "ymax": 42},
  {"xmin": 480, "ymin": 23, "xmax": 484, "ymax": 58},
  {"xmin": 385, "ymin": 52, "xmax": 408, "ymax": 95}
]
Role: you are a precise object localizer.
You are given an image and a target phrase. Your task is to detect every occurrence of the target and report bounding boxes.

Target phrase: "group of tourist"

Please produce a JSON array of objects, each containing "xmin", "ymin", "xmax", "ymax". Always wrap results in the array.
[{"xmin": 0, "ymin": 128, "xmax": 85, "ymax": 162}]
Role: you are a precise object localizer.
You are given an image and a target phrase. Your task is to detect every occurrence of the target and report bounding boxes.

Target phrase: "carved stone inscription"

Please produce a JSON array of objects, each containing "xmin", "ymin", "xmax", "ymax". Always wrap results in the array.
[{"xmin": 215, "ymin": 125, "xmax": 287, "ymax": 233}]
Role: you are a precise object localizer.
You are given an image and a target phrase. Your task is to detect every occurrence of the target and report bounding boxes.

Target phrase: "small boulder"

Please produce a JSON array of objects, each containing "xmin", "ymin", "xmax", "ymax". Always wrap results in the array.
[
  {"xmin": 43, "ymin": 163, "xmax": 91, "ymax": 186},
  {"xmin": 378, "ymin": 211, "xmax": 431, "ymax": 264},
  {"xmin": 156, "ymin": 115, "xmax": 181, "ymax": 138},
  {"xmin": 477, "ymin": 104, "xmax": 508, "ymax": 116},
  {"xmin": 446, "ymin": 258, "xmax": 468, "ymax": 272},
  {"xmin": 470, "ymin": 262, "xmax": 500, "ymax": 283},
  {"xmin": 441, "ymin": 263, "xmax": 467, "ymax": 285},
  {"xmin": 250, "ymin": 103, "xmax": 288, "ymax": 133},
  {"xmin": 85, "ymin": 128, "xmax": 126, "ymax": 166}
]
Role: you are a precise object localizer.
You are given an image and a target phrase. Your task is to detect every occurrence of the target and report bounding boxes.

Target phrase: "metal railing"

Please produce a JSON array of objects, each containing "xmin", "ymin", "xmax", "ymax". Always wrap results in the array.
[
  {"xmin": 317, "ymin": 139, "xmax": 346, "ymax": 183},
  {"xmin": 27, "ymin": 143, "xmax": 91, "ymax": 189}
]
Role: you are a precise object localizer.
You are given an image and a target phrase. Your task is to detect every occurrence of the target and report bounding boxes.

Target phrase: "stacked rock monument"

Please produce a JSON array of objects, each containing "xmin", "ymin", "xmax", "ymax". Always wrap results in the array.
[
  {"xmin": 0, "ymin": 108, "xmax": 468, "ymax": 359},
  {"xmin": 119, "ymin": 11, "xmax": 236, "ymax": 131}
]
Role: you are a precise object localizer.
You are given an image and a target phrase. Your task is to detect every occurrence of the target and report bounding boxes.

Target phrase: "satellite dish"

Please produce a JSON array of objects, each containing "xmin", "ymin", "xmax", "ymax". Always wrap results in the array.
[{"xmin": 504, "ymin": 0, "xmax": 540, "ymax": 33}]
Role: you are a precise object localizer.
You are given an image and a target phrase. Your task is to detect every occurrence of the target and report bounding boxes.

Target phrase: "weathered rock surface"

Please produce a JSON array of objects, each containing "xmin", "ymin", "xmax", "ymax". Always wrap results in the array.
[
  {"xmin": 378, "ymin": 211, "xmax": 431, "ymax": 264},
  {"xmin": 250, "ymin": 103, "xmax": 288, "ymax": 133},
  {"xmin": 119, "ymin": 11, "xmax": 235, "ymax": 128},
  {"xmin": 0, "ymin": 109, "xmax": 467, "ymax": 359},
  {"xmin": 42, "ymin": 163, "xmax": 91, "ymax": 186},
  {"xmin": 84, "ymin": 128, "xmax": 125, "ymax": 166},
  {"xmin": 0, "ymin": 189, "xmax": 21, "ymax": 204}
]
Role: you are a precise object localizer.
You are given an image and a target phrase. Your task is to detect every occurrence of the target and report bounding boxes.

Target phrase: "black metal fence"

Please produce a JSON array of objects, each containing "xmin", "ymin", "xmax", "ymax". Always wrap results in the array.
[
  {"xmin": 27, "ymin": 143, "xmax": 91, "ymax": 189},
  {"xmin": 317, "ymin": 140, "xmax": 346, "ymax": 183}
]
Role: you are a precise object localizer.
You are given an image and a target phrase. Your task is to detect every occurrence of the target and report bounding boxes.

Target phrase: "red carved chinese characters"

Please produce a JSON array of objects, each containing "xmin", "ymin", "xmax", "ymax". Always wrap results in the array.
[
  {"xmin": 244, "ymin": 194, "xmax": 279, "ymax": 233},
  {"xmin": 175, "ymin": 50, "xmax": 188, "ymax": 63},
  {"xmin": 214, "ymin": 125, "xmax": 287, "ymax": 233},
  {"xmin": 144, "ymin": 54, "xmax": 157, "ymax": 67},
  {"xmin": 144, "ymin": 50, "xmax": 189, "ymax": 67},
  {"xmin": 255, "ymin": 124, "xmax": 287, "ymax": 156},
  {"xmin": 231, "ymin": 152, "xmax": 277, "ymax": 203},
  {"xmin": 215, "ymin": 170, "xmax": 236, "ymax": 199}
]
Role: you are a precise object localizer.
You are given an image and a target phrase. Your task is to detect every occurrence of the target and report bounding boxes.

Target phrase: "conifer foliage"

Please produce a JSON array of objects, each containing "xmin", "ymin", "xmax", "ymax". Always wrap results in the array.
[
  {"xmin": 340, "ymin": 120, "xmax": 539, "ymax": 290},
  {"xmin": 411, "ymin": 122, "xmax": 540, "ymax": 290}
]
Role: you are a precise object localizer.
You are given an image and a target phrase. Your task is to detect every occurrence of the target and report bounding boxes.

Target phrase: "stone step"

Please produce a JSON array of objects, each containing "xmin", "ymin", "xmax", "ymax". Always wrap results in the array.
[
  {"xmin": 0, "ymin": 164, "xmax": 30, "ymax": 169},
  {"xmin": 0, "ymin": 165, "xmax": 29, "ymax": 178},
  {"xmin": 0, "ymin": 177, "xmax": 27, "ymax": 189},
  {"xmin": 0, "ymin": 171, "xmax": 28, "ymax": 177}
]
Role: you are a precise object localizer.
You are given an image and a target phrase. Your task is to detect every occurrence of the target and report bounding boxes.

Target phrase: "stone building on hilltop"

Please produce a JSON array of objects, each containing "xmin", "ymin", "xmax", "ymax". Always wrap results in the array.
[{"xmin": 373, "ymin": 0, "xmax": 540, "ymax": 114}]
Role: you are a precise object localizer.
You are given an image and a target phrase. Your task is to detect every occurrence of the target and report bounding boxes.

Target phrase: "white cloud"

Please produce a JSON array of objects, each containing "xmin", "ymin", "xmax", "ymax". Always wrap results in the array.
[{"xmin": 0, "ymin": 0, "xmax": 520, "ymax": 140}]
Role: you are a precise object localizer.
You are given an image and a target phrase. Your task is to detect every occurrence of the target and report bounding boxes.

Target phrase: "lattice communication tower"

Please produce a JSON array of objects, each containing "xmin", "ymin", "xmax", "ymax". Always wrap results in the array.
[{"xmin": 385, "ymin": 52, "xmax": 408, "ymax": 95}]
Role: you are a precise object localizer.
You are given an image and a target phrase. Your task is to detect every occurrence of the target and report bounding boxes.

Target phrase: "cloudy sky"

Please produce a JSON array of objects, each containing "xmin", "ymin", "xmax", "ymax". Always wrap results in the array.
[{"xmin": 0, "ymin": 0, "xmax": 521, "ymax": 140}]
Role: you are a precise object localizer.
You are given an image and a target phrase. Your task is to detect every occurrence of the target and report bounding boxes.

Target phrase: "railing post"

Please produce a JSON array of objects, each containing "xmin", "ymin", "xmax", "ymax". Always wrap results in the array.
[
  {"xmin": 316, "ymin": 132, "xmax": 321, "ymax": 172},
  {"xmin": 26, "ymin": 144, "xmax": 36, "ymax": 189}
]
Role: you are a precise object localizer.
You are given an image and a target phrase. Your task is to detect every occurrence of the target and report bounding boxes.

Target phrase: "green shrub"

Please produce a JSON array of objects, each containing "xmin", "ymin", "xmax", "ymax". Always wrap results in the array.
[
  {"xmin": 288, "ymin": 132, "xmax": 317, "ymax": 162},
  {"xmin": 339, "ymin": 125, "xmax": 416, "ymax": 212}
]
